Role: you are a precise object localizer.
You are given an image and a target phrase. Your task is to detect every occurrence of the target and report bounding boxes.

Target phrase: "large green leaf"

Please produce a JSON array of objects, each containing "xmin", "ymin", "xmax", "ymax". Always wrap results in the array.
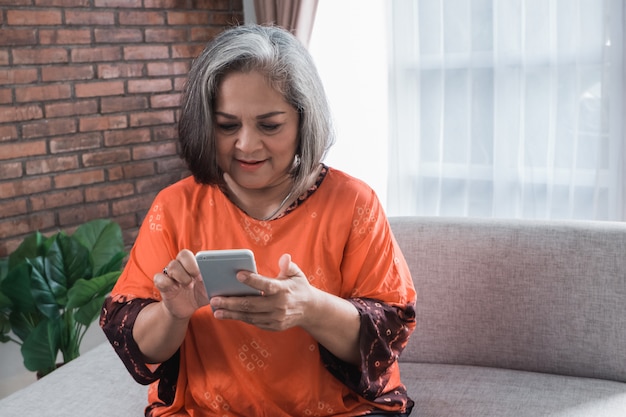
[
  {"xmin": 27, "ymin": 257, "xmax": 60, "ymax": 320},
  {"xmin": 1, "ymin": 262, "xmax": 36, "ymax": 314},
  {"xmin": 8, "ymin": 311, "xmax": 39, "ymax": 343},
  {"xmin": 74, "ymin": 295, "xmax": 107, "ymax": 326},
  {"xmin": 46, "ymin": 233, "xmax": 91, "ymax": 292},
  {"xmin": 21, "ymin": 318, "xmax": 60, "ymax": 374},
  {"xmin": 73, "ymin": 220, "xmax": 125, "ymax": 278},
  {"xmin": 66, "ymin": 271, "xmax": 120, "ymax": 310},
  {"xmin": 8, "ymin": 232, "xmax": 44, "ymax": 271}
]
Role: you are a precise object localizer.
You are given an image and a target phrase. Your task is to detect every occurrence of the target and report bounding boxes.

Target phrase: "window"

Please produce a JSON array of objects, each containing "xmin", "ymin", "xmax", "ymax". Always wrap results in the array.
[{"xmin": 388, "ymin": 0, "xmax": 624, "ymax": 220}]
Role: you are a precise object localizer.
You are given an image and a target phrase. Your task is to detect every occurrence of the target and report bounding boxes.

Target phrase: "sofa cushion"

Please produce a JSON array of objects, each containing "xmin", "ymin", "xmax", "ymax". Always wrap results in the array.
[
  {"xmin": 400, "ymin": 362, "xmax": 626, "ymax": 417},
  {"xmin": 0, "ymin": 343, "xmax": 147, "ymax": 417},
  {"xmin": 389, "ymin": 216, "xmax": 626, "ymax": 382}
]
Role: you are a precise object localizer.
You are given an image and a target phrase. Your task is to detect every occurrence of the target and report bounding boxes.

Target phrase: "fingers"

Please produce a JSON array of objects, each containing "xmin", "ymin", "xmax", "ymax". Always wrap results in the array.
[{"xmin": 154, "ymin": 249, "xmax": 200, "ymax": 293}]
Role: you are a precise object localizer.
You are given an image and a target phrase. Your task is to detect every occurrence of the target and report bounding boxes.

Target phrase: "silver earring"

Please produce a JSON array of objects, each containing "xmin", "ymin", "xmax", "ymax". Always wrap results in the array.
[{"xmin": 293, "ymin": 154, "xmax": 301, "ymax": 167}]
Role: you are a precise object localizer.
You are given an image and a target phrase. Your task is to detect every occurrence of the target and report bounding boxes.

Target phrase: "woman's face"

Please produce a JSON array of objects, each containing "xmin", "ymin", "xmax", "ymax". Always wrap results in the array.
[{"xmin": 214, "ymin": 70, "xmax": 299, "ymax": 192}]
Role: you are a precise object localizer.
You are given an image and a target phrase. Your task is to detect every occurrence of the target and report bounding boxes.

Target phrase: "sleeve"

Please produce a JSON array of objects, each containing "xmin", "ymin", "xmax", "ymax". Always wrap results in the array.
[
  {"xmin": 100, "ymin": 295, "xmax": 180, "ymax": 405},
  {"xmin": 319, "ymin": 298, "xmax": 416, "ymax": 408},
  {"xmin": 321, "ymin": 179, "xmax": 417, "ymax": 408}
]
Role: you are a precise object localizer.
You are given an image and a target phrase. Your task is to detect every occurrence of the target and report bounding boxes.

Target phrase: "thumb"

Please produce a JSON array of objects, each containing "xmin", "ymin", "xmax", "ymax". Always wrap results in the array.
[{"xmin": 278, "ymin": 253, "xmax": 300, "ymax": 279}]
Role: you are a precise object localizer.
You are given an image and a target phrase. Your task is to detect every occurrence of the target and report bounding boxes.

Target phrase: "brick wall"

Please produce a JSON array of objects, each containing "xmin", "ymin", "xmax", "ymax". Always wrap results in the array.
[{"xmin": 0, "ymin": 0, "xmax": 244, "ymax": 257}]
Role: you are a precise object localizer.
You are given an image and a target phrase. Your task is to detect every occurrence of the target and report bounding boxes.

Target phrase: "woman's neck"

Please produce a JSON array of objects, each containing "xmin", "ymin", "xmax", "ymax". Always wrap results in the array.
[{"xmin": 222, "ymin": 174, "xmax": 296, "ymax": 221}]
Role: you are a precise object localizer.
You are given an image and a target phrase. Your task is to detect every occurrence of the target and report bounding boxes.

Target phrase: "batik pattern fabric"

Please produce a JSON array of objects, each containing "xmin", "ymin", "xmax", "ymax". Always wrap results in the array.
[{"xmin": 100, "ymin": 166, "xmax": 417, "ymax": 417}]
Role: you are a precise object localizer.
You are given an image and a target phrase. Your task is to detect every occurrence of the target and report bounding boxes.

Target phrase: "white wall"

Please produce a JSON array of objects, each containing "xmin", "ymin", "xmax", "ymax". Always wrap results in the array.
[{"xmin": 309, "ymin": 0, "xmax": 389, "ymax": 206}]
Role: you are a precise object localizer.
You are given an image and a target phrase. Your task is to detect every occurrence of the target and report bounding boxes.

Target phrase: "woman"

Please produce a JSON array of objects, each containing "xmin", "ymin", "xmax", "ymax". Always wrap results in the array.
[{"xmin": 100, "ymin": 24, "xmax": 416, "ymax": 417}]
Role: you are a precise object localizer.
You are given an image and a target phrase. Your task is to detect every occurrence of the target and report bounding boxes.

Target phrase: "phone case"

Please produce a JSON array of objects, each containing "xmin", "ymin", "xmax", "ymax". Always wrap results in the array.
[{"xmin": 196, "ymin": 249, "xmax": 261, "ymax": 297}]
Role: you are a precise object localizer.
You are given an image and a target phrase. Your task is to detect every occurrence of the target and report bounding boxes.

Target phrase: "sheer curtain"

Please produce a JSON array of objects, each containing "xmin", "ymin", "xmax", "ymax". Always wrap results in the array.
[{"xmin": 388, "ymin": 0, "xmax": 624, "ymax": 220}]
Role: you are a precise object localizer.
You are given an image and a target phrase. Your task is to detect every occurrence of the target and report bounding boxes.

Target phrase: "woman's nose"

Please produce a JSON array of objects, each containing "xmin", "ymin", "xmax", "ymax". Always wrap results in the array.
[{"xmin": 235, "ymin": 126, "xmax": 261, "ymax": 152}]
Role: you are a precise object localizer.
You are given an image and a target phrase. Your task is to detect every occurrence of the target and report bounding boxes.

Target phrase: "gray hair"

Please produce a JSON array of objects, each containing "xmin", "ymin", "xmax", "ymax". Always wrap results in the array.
[{"xmin": 178, "ymin": 24, "xmax": 335, "ymax": 194}]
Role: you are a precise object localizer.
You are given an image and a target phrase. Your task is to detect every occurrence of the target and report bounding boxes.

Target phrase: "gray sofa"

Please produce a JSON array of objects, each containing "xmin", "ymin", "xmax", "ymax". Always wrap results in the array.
[{"xmin": 1, "ymin": 216, "xmax": 625, "ymax": 416}]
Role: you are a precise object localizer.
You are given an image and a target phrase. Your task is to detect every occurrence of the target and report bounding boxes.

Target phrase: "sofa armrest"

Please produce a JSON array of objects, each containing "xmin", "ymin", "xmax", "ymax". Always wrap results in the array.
[{"xmin": 0, "ymin": 343, "xmax": 147, "ymax": 417}]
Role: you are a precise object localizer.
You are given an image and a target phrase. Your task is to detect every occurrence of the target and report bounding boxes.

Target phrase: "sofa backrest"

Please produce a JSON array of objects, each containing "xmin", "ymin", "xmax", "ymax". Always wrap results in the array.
[{"xmin": 389, "ymin": 216, "xmax": 626, "ymax": 383}]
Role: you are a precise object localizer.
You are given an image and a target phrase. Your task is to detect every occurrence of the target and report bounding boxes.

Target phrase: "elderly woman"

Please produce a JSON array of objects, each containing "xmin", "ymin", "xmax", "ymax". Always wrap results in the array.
[{"xmin": 100, "ymin": 24, "xmax": 416, "ymax": 417}]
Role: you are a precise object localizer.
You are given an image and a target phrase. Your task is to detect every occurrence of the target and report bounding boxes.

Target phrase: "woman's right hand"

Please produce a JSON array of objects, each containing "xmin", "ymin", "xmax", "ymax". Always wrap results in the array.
[{"xmin": 154, "ymin": 249, "xmax": 210, "ymax": 320}]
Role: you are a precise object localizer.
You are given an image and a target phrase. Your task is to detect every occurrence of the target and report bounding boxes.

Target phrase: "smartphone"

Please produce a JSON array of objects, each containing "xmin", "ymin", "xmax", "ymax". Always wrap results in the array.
[{"xmin": 195, "ymin": 249, "xmax": 261, "ymax": 297}]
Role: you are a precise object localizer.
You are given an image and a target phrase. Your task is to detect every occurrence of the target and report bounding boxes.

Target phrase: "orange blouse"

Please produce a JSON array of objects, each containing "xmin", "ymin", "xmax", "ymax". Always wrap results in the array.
[{"xmin": 102, "ymin": 167, "xmax": 416, "ymax": 416}]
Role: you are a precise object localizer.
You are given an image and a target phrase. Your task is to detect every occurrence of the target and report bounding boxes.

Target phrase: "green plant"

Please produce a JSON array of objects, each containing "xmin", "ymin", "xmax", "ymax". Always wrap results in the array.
[{"xmin": 0, "ymin": 219, "xmax": 126, "ymax": 377}]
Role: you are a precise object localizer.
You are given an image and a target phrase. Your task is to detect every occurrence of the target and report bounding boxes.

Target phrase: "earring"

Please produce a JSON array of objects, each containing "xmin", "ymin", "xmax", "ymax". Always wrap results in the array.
[{"xmin": 293, "ymin": 154, "xmax": 301, "ymax": 167}]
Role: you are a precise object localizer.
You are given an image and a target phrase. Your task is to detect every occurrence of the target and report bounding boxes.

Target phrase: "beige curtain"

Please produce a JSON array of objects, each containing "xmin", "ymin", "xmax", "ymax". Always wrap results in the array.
[{"xmin": 253, "ymin": 0, "xmax": 319, "ymax": 47}]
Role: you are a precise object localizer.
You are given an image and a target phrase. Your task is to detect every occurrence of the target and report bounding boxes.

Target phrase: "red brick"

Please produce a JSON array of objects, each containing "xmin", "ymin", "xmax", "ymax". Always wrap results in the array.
[
  {"xmin": 0, "ymin": 89, "xmax": 12, "ymax": 105},
  {"xmin": 79, "ymin": 115, "xmax": 127, "ymax": 132},
  {"xmin": 42, "ymin": 65, "xmax": 94, "ymax": 82},
  {"xmin": 130, "ymin": 110, "xmax": 175, "ymax": 127},
  {"xmin": 127, "ymin": 79, "xmax": 172, "ymax": 94},
  {"xmin": 94, "ymin": 28, "xmax": 143, "ymax": 43},
  {"xmin": 191, "ymin": 27, "xmax": 224, "ymax": 42},
  {"xmin": 107, "ymin": 165, "xmax": 123, "ymax": 181},
  {"xmin": 111, "ymin": 193, "xmax": 154, "ymax": 215},
  {"xmin": 0, "ymin": 199, "xmax": 28, "ymax": 219},
  {"xmin": 75, "ymin": 80, "xmax": 125, "ymax": 98},
  {"xmin": 25, "ymin": 155, "xmax": 79, "ymax": 175},
  {"xmin": 119, "ymin": 11, "xmax": 165, "ymax": 26},
  {"xmin": 146, "ymin": 62, "xmax": 189, "ymax": 77},
  {"xmin": 0, "ymin": 140, "xmax": 47, "ymax": 160},
  {"xmin": 22, "ymin": 118, "xmax": 77, "ymax": 139},
  {"xmin": 121, "ymin": 161, "xmax": 155, "ymax": 178},
  {"xmin": 65, "ymin": 10, "xmax": 115, "ymax": 25},
  {"xmin": 97, "ymin": 63, "xmax": 144, "ymax": 79},
  {"xmin": 123, "ymin": 46, "xmax": 169, "ymax": 61},
  {"xmin": 71, "ymin": 46, "xmax": 122, "ymax": 63},
  {"xmin": 35, "ymin": 0, "xmax": 90, "ymax": 7},
  {"xmin": 54, "ymin": 169, "xmax": 105, "ymax": 188},
  {"xmin": 0, "ymin": 125, "xmax": 18, "ymax": 141},
  {"xmin": 152, "ymin": 125, "xmax": 178, "ymax": 141},
  {"xmin": 13, "ymin": 48, "xmax": 68, "ymax": 65},
  {"xmin": 49, "ymin": 132, "xmax": 102, "ymax": 154},
  {"xmin": 0, "ymin": 68, "xmax": 39, "ymax": 85},
  {"xmin": 158, "ymin": 158, "xmax": 188, "ymax": 176},
  {"xmin": 136, "ymin": 173, "xmax": 181, "ymax": 193},
  {"xmin": 132, "ymin": 141, "xmax": 177, "ymax": 160},
  {"xmin": 0, "ymin": 29, "xmax": 37, "ymax": 46},
  {"xmin": 167, "ymin": 11, "xmax": 210, "ymax": 25},
  {"xmin": 209, "ymin": 13, "xmax": 243, "ymax": 25},
  {"xmin": 0, "ymin": 105, "xmax": 43, "ymax": 123},
  {"xmin": 85, "ymin": 182, "xmax": 135, "ymax": 202},
  {"xmin": 7, "ymin": 10, "xmax": 62, "ymax": 25},
  {"xmin": 104, "ymin": 128, "xmax": 151, "ymax": 146},
  {"xmin": 172, "ymin": 44, "xmax": 205, "ymax": 59},
  {"xmin": 45, "ymin": 99, "xmax": 98, "ymax": 118},
  {"xmin": 94, "ymin": 0, "xmax": 141, "ymax": 7},
  {"xmin": 0, "ymin": 213, "xmax": 55, "ymax": 244},
  {"xmin": 145, "ymin": 28, "xmax": 187, "ymax": 43},
  {"xmin": 101, "ymin": 96, "xmax": 148, "ymax": 113},
  {"xmin": 57, "ymin": 203, "xmax": 109, "ymax": 228},
  {"xmin": 15, "ymin": 84, "xmax": 72, "ymax": 103},
  {"xmin": 0, "ymin": 176, "xmax": 52, "ymax": 198},
  {"xmin": 82, "ymin": 148, "xmax": 131, "ymax": 167},
  {"xmin": 0, "ymin": 162, "xmax": 23, "ymax": 180},
  {"xmin": 0, "ymin": 51, "xmax": 8, "ymax": 66},
  {"xmin": 150, "ymin": 93, "xmax": 182, "ymax": 109},
  {"xmin": 39, "ymin": 29, "xmax": 92, "ymax": 45},
  {"xmin": 173, "ymin": 77, "xmax": 187, "ymax": 91},
  {"xmin": 30, "ymin": 189, "xmax": 84, "ymax": 210}
]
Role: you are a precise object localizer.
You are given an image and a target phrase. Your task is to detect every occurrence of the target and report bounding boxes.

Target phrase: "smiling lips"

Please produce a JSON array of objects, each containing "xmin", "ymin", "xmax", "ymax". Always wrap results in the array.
[{"xmin": 237, "ymin": 158, "xmax": 266, "ymax": 171}]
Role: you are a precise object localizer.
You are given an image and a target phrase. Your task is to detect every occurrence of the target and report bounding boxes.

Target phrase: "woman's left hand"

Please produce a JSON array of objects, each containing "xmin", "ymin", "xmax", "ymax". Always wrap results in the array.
[{"xmin": 209, "ymin": 253, "xmax": 315, "ymax": 331}]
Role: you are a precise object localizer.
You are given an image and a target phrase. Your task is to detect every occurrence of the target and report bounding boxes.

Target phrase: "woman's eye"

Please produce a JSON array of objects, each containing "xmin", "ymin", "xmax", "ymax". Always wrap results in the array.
[
  {"xmin": 217, "ymin": 123, "xmax": 238, "ymax": 132},
  {"xmin": 260, "ymin": 123, "xmax": 280, "ymax": 132}
]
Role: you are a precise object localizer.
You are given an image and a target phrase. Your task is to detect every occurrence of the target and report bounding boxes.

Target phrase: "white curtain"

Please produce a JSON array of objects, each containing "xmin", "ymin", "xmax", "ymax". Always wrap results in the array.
[{"xmin": 388, "ymin": 0, "xmax": 624, "ymax": 220}]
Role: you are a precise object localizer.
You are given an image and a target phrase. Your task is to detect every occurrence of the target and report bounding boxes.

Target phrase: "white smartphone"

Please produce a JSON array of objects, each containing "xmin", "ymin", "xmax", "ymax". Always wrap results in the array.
[{"xmin": 195, "ymin": 249, "xmax": 261, "ymax": 297}]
